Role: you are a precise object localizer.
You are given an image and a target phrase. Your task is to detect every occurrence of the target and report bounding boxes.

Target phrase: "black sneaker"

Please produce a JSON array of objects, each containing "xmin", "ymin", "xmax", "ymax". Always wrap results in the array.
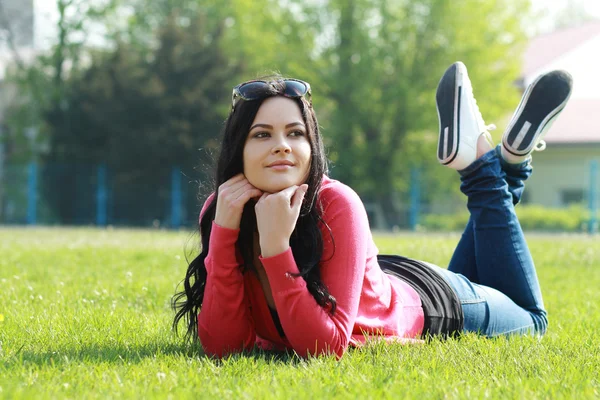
[
  {"xmin": 501, "ymin": 70, "xmax": 573, "ymax": 163},
  {"xmin": 436, "ymin": 62, "xmax": 496, "ymax": 170}
]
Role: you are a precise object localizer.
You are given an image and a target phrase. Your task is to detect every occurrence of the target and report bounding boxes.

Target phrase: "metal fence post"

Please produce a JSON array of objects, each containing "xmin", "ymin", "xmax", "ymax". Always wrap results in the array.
[
  {"xmin": 96, "ymin": 164, "xmax": 108, "ymax": 226},
  {"xmin": 409, "ymin": 167, "xmax": 421, "ymax": 231},
  {"xmin": 0, "ymin": 126, "xmax": 4, "ymax": 222},
  {"xmin": 171, "ymin": 167, "xmax": 182, "ymax": 229},
  {"xmin": 590, "ymin": 160, "xmax": 598, "ymax": 234},
  {"xmin": 27, "ymin": 162, "xmax": 37, "ymax": 225}
]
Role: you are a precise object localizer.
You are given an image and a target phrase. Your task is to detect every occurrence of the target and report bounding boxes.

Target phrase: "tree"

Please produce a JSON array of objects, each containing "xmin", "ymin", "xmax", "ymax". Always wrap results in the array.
[
  {"xmin": 34, "ymin": 0, "xmax": 324, "ymax": 224},
  {"xmin": 0, "ymin": 0, "xmax": 93, "ymax": 222},
  {"xmin": 1, "ymin": 0, "xmax": 535, "ymax": 227},
  {"xmin": 41, "ymin": 4, "xmax": 236, "ymax": 224},
  {"xmin": 2, "ymin": 0, "xmax": 95, "ymax": 157},
  {"xmin": 295, "ymin": 0, "xmax": 531, "ymax": 226},
  {"xmin": 3, "ymin": 0, "xmax": 320, "ymax": 225}
]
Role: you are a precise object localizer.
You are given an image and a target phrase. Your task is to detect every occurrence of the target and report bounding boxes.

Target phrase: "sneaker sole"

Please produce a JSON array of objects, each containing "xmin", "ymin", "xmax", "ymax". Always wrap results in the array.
[
  {"xmin": 503, "ymin": 70, "xmax": 573, "ymax": 157},
  {"xmin": 436, "ymin": 63, "xmax": 461, "ymax": 165}
]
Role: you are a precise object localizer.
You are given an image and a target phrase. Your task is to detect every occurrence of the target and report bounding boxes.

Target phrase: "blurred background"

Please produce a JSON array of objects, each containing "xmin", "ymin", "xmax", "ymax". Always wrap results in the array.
[{"xmin": 0, "ymin": 0, "xmax": 598, "ymax": 232}]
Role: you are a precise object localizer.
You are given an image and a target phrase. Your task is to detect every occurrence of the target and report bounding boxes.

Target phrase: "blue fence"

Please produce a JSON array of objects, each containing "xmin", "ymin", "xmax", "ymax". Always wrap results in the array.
[
  {"xmin": 1, "ymin": 162, "xmax": 198, "ymax": 228},
  {"xmin": 0, "ymin": 160, "xmax": 598, "ymax": 231},
  {"xmin": 590, "ymin": 160, "xmax": 598, "ymax": 233}
]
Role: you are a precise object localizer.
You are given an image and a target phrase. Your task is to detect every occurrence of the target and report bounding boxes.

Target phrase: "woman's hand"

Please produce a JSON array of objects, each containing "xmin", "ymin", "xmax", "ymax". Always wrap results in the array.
[
  {"xmin": 214, "ymin": 174, "xmax": 263, "ymax": 230},
  {"xmin": 255, "ymin": 184, "xmax": 308, "ymax": 258}
]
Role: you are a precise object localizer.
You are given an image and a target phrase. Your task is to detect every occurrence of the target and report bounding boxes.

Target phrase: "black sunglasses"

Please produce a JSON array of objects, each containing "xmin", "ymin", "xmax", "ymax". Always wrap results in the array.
[{"xmin": 231, "ymin": 79, "xmax": 312, "ymax": 110}]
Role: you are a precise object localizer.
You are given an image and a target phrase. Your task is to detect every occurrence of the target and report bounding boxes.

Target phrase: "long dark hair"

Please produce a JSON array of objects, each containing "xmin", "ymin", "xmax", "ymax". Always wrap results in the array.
[{"xmin": 172, "ymin": 79, "xmax": 336, "ymax": 340}]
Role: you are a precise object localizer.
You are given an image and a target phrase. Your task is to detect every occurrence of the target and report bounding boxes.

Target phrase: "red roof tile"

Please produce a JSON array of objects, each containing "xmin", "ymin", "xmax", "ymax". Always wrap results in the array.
[{"xmin": 523, "ymin": 22, "xmax": 600, "ymax": 78}]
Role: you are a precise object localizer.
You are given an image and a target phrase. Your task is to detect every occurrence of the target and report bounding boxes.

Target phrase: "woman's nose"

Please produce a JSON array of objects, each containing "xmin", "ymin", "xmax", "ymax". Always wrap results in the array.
[{"xmin": 272, "ymin": 138, "xmax": 292, "ymax": 154}]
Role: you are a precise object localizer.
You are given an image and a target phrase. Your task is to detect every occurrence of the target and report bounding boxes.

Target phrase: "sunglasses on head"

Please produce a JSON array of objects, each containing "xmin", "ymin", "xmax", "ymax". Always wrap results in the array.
[{"xmin": 231, "ymin": 78, "xmax": 312, "ymax": 110}]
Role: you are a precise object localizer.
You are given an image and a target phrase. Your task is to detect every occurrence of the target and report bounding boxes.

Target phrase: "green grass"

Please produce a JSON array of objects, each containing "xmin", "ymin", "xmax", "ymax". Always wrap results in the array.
[{"xmin": 1, "ymin": 228, "xmax": 599, "ymax": 399}]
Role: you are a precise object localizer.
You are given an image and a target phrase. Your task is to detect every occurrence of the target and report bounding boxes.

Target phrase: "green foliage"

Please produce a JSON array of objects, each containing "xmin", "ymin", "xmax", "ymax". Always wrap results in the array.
[
  {"xmin": 422, "ymin": 204, "xmax": 592, "ymax": 232},
  {"xmin": 2, "ymin": 0, "xmax": 91, "ymax": 161},
  {"xmin": 2, "ymin": 0, "xmax": 535, "ymax": 225},
  {"xmin": 296, "ymin": 0, "xmax": 531, "ymax": 225},
  {"xmin": 1, "ymin": 228, "xmax": 599, "ymax": 398},
  {"xmin": 40, "ymin": 4, "xmax": 236, "ymax": 224},
  {"xmin": 517, "ymin": 205, "xmax": 591, "ymax": 232},
  {"xmin": 46, "ymin": 10, "xmax": 232, "ymax": 167}
]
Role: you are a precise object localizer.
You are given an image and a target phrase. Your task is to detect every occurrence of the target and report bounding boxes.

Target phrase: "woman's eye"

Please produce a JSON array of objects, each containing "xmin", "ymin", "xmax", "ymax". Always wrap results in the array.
[
  {"xmin": 254, "ymin": 132, "xmax": 269, "ymax": 138},
  {"xmin": 290, "ymin": 130, "xmax": 305, "ymax": 137}
]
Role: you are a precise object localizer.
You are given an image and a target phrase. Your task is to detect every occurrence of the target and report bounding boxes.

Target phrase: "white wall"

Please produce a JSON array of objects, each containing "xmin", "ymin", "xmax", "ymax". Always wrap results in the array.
[{"xmin": 526, "ymin": 145, "xmax": 600, "ymax": 207}]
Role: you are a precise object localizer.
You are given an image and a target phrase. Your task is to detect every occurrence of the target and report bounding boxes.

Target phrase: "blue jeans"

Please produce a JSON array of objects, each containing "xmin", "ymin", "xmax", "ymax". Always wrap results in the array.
[{"xmin": 430, "ymin": 146, "xmax": 547, "ymax": 337}]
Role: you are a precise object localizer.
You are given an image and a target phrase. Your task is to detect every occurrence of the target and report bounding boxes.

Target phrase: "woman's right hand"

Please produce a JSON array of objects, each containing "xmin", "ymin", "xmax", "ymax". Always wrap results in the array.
[{"xmin": 214, "ymin": 174, "xmax": 263, "ymax": 230}]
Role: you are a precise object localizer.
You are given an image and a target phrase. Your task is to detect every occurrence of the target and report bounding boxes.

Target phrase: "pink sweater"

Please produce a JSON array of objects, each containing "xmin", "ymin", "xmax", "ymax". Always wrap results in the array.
[{"xmin": 197, "ymin": 175, "xmax": 424, "ymax": 358}]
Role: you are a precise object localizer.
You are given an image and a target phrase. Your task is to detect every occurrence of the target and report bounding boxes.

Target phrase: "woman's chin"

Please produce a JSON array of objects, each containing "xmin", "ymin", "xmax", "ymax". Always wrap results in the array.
[
  {"xmin": 260, "ymin": 185, "xmax": 293, "ymax": 194},
  {"xmin": 253, "ymin": 178, "xmax": 303, "ymax": 194}
]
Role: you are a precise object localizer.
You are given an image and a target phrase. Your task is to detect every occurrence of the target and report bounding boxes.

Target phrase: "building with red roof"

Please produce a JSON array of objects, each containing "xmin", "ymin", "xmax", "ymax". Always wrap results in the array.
[{"xmin": 522, "ymin": 22, "xmax": 600, "ymax": 208}]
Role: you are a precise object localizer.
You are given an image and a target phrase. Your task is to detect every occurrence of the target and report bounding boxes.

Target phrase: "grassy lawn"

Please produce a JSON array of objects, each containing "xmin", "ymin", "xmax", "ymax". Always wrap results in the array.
[{"xmin": 1, "ymin": 227, "xmax": 599, "ymax": 399}]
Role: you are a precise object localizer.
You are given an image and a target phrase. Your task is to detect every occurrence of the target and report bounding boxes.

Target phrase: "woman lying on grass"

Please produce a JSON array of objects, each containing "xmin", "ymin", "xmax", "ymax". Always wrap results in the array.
[{"xmin": 173, "ymin": 62, "xmax": 573, "ymax": 358}]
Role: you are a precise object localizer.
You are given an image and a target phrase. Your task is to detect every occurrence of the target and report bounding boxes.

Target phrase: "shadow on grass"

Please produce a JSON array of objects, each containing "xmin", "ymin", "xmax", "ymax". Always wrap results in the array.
[{"xmin": 4, "ymin": 341, "xmax": 303, "ymax": 368}]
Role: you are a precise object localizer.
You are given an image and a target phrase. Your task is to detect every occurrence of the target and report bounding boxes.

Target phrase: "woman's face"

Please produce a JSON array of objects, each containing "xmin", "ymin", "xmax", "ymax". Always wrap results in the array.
[{"xmin": 243, "ymin": 96, "xmax": 312, "ymax": 193}]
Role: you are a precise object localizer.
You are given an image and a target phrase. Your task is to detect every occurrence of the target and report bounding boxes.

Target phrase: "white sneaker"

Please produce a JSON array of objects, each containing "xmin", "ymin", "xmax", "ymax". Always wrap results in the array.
[
  {"xmin": 436, "ymin": 62, "xmax": 496, "ymax": 170},
  {"xmin": 501, "ymin": 70, "xmax": 573, "ymax": 164}
]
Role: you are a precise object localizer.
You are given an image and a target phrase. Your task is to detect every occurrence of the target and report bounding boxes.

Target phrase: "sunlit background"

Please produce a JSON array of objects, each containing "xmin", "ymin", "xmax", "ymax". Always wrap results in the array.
[{"xmin": 0, "ymin": 0, "xmax": 598, "ymax": 232}]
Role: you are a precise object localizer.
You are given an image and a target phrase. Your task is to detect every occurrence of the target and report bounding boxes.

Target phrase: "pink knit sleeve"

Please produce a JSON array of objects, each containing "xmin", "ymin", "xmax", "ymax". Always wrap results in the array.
[
  {"xmin": 259, "ymin": 183, "xmax": 370, "ymax": 358},
  {"xmin": 196, "ymin": 194, "xmax": 256, "ymax": 357}
]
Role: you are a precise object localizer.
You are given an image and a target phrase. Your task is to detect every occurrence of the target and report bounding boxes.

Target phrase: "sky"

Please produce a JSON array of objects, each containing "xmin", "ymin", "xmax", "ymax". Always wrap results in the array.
[
  {"xmin": 30, "ymin": 0, "xmax": 600, "ymax": 51},
  {"xmin": 529, "ymin": 0, "xmax": 600, "ymax": 33}
]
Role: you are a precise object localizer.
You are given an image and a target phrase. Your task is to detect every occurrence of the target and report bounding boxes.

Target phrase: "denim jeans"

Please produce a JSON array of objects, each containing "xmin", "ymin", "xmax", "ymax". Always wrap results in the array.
[{"xmin": 429, "ymin": 146, "xmax": 547, "ymax": 337}]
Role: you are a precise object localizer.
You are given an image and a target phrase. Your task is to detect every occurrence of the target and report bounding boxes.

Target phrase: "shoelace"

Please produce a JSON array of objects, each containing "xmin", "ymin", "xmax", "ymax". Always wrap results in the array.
[
  {"xmin": 465, "ymin": 80, "xmax": 497, "ymax": 133},
  {"xmin": 467, "ymin": 77, "xmax": 545, "ymax": 153},
  {"xmin": 481, "ymin": 131, "xmax": 495, "ymax": 148},
  {"xmin": 484, "ymin": 122, "xmax": 497, "ymax": 132},
  {"xmin": 534, "ymin": 140, "xmax": 546, "ymax": 151}
]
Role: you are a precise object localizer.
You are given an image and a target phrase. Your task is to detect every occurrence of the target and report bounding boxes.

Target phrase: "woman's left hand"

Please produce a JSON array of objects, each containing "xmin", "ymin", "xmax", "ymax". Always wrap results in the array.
[{"xmin": 255, "ymin": 184, "xmax": 308, "ymax": 258}]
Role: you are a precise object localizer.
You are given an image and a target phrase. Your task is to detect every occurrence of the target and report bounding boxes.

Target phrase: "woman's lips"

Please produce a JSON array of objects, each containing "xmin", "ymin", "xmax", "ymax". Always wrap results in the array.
[
  {"xmin": 267, "ymin": 164, "xmax": 293, "ymax": 171},
  {"xmin": 267, "ymin": 160, "xmax": 295, "ymax": 170}
]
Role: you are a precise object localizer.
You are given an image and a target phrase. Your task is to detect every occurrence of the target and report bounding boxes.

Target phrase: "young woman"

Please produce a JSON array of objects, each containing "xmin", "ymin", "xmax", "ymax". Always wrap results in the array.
[{"xmin": 172, "ymin": 63, "xmax": 573, "ymax": 358}]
